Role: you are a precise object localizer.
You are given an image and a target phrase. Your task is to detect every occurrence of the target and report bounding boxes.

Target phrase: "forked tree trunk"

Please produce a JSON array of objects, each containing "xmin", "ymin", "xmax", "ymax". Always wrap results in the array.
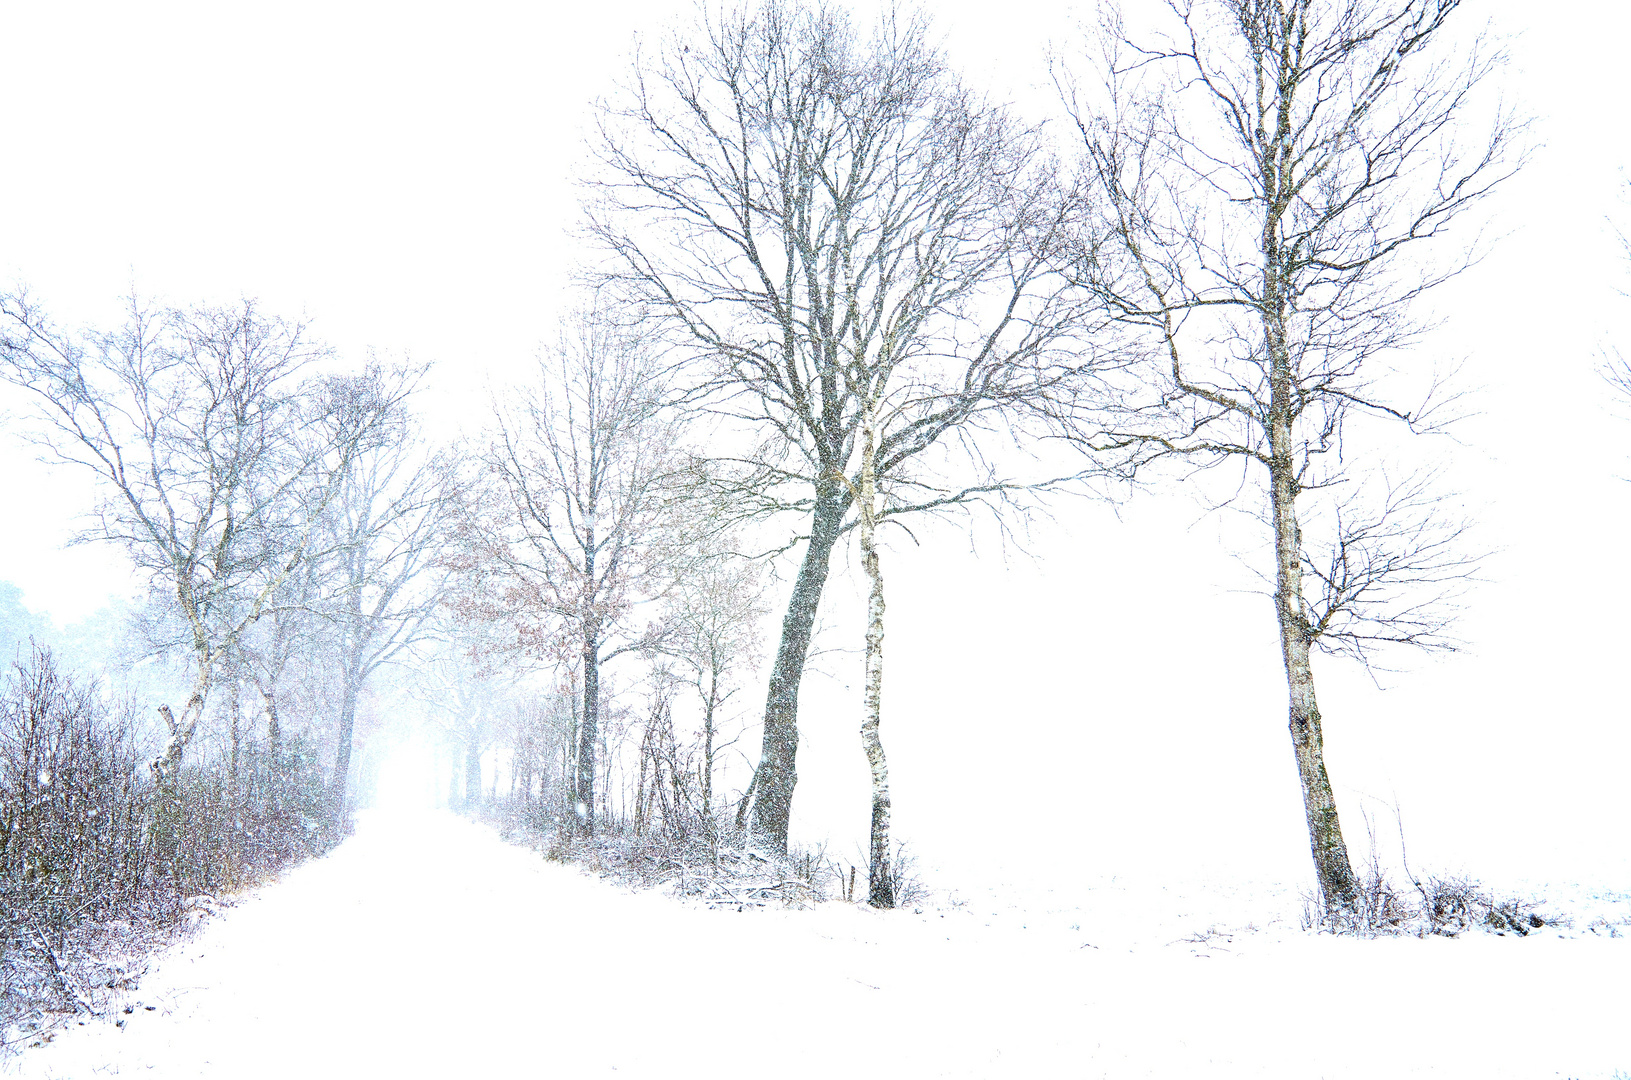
[
  {"xmin": 151, "ymin": 664, "xmax": 213, "ymax": 865},
  {"xmin": 749, "ymin": 481, "xmax": 850, "ymax": 854},
  {"xmin": 858, "ymin": 408, "xmax": 894, "ymax": 909}
]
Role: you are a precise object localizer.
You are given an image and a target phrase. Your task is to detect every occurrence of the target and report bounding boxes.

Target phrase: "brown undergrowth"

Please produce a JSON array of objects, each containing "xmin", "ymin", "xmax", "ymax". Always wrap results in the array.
[
  {"xmin": 491, "ymin": 805, "xmax": 926, "ymax": 912},
  {"xmin": 1, "ymin": 646, "xmax": 336, "ymax": 1057}
]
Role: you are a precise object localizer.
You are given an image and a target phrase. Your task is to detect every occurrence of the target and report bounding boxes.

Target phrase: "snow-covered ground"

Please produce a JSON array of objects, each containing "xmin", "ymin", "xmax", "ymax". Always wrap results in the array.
[{"xmin": 8, "ymin": 809, "xmax": 1627, "ymax": 1079}]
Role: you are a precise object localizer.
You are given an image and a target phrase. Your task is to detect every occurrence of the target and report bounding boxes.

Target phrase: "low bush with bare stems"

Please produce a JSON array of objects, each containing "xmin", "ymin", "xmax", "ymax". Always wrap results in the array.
[
  {"xmin": 1303, "ymin": 808, "xmax": 1554, "ymax": 938},
  {"xmin": 1, "ymin": 645, "xmax": 331, "ymax": 1054},
  {"xmin": 491, "ymin": 795, "xmax": 928, "ymax": 913}
]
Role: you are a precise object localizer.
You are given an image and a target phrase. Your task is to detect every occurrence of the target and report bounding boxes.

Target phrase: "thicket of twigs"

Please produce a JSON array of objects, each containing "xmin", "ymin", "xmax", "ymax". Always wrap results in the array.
[
  {"xmin": 490, "ymin": 791, "xmax": 926, "ymax": 913},
  {"xmin": 0, "ymin": 645, "xmax": 330, "ymax": 1051},
  {"xmin": 1315, "ymin": 867, "xmax": 1554, "ymax": 938},
  {"xmin": 1306, "ymin": 812, "xmax": 1555, "ymax": 938},
  {"xmin": 478, "ymin": 685, "xmax": 928, "ymax": 910}
]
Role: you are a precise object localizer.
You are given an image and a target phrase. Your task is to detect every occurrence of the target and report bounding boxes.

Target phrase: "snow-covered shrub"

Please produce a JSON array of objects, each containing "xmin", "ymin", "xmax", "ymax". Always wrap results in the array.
[
  {"xmin": 165, "ymin": 729, "xmax": 330, "ymax": 895},
  {"xmin": 1, "ymin": 644, "xmax": 334, "ymax": 1051},
  {"xmin": 1303, "ymin": 868, "xmax": 1553, "ymax": 938}
]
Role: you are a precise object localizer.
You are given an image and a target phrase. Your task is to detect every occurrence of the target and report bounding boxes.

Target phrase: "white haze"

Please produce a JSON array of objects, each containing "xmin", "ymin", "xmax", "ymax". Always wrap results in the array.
[{"xmin": 1, "ymin": 0, "xmax": 1628, "ymax": 921}]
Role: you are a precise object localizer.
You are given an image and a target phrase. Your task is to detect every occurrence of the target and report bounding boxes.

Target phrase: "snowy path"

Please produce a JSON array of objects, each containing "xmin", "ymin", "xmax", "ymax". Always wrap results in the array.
[{"xmin": 9, "ymin": 810, "xmax": 1627, "ymax": 1079}]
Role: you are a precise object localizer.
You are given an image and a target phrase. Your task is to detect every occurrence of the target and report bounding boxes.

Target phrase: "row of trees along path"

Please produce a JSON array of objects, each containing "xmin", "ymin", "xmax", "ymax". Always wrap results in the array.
[
  {"xmin": 577, "ymin": 0, "xmax": 1521, "ymax": 919},
  {"xmin": 0, "ymin": 295, "xmax": 451, "ymax": 861},
  {"xmin": 1, "ymin": 0, "xmax": 1524, "ymax": 923}
]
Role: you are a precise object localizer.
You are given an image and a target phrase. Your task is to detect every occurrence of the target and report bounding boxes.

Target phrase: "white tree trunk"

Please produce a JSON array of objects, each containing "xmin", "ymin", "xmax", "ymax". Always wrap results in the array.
[{"xmin": 859, "ymin": 401, "xmax": 894, "ymax": 909}]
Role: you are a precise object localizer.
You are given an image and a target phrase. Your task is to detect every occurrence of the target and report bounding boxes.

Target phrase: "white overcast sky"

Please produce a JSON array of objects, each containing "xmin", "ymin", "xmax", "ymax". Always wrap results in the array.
[{"xmin": 2, "ymin": 0, "xmax": 1628, "ymax": 894}]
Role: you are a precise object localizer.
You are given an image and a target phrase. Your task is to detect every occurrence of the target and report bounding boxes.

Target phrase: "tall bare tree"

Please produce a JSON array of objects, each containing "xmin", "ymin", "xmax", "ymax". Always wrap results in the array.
[
  {"xmin": 456, "ymin": 308, "xmax": 687, "ymax": 835},
  {"xmin": 1062, "ymin": 0, "xmax": 1524, "ymax": 917},
  {"xmin": 321, "ymin": 400, "xmax": 452, "ymax": 829},
  {"xmin": 591, "ymin": 0, "xmax": 1103, "ymax": 855},
  {"xmin": 0, "ymin": 292, "xmax": 401, "ymax": 852}
]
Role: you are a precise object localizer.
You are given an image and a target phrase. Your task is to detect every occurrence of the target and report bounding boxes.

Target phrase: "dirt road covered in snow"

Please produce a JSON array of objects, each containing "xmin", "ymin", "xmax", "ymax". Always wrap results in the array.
[{"xmin": 7, "ymin": 811, "xmax": 1626, "ymax": 1079}]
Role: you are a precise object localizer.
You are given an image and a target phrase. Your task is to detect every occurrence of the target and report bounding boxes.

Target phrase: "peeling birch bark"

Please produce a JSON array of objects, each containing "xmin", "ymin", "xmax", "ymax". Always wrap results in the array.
[{"xmin": 859, "ymin": 402, "xmax": 894, "ymax": 909}]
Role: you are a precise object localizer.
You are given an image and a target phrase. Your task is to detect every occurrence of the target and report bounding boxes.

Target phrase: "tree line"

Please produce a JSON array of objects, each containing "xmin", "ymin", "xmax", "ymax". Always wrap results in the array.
[{"xmin": 0, "ymin": 0, "xmax": 1537, "ymax": 929}]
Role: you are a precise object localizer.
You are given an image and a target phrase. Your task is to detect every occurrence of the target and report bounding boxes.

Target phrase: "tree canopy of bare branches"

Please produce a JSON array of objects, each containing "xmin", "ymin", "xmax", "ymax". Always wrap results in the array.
[
  {"xmin": 0, "ymin": 291, "xmax": 403, "ymax": 856},
  {"xmin": 661, "ymin": 536, "xmax": 766, "ymax": 837},
  {"xmin": 320, "ymin": 395, "xmax": 453, "ymax": 828},
  {"xmin": 1061, "ymin": 0, "xmax": 1525, "ymax": 917},
  {"xmin": 453, "ymin": 307, "xmax": 690, "ymax": 835},
  {"xmin": 590, "ymin": 0, "xmax": 1109, "ymax": 855}
]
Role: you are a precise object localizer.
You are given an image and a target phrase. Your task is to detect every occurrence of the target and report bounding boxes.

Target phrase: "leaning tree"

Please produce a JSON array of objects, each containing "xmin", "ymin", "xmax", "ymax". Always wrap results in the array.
[
  {"xmin": 1061, "ymin": 0, "xmax": 1525, "ymax": 918},
  {"xmin": 590, "ymin": 0, "xmax": 1106, "ymax": 866}
]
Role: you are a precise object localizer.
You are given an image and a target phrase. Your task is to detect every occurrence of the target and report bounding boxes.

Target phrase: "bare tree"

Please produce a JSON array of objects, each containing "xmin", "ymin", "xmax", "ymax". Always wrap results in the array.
[
  {"xmin": 496, "ymin": 691, "xmax": 574, "ymax": 824},
  {"xmin": 0, "ymin": 292, "xmax": 401, "ymax": 855},
  {"xmin": 455, "ymin": 307, "xmax": 687, "ymax": 836},
  {"xmin": 1061, "ymin": 0, "xmax": 1524, "ymax": 917},
  {"xmin": 591, "ymin": 0, "xmax": 1103, "ymax": 855},
  {"xmin": 235, "ymin": 545, "xmax": 337, "ymax": 757},
  {"xmin": 662, "ymin": 539, "xmax": 766, "ymax": 840},
  {"xmin": 321, "ymin": 399, "xmax": 452, "ymax": 829},
  {"xmin": 407, "ymin": 627, "xmax": 505, "ymax": 814}
]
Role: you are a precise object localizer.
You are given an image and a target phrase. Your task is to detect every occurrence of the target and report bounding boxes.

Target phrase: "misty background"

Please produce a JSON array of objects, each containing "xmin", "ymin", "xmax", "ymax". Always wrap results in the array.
[{"xmin": 1, "ymin": 0, "xmax": 1627, "ymax": 902}]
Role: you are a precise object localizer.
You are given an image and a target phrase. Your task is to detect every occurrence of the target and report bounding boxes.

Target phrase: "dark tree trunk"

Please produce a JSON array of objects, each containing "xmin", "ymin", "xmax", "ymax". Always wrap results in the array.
[
  {"xmin": 263, "ymin": 687, "xmax": 281, "ymax": 757},
  {"xmin": 749, "ymin": 483, "xmax": 850, "ymax": 854},
  {"xmin": 261, "ymin": 684, "xmax": 283, "ymax": 812},
  {"xmin": 227, "ymin": 682, "xmax": 241, "ymax": 800},
  {"xmin": 330, "ymin": 587, "xmax": 367, "ymax": 830},
  {"xmin": 700, "ymin": 665, "xmax": 719, "ymax": 839},
  {"xmin": 330, "ymin": 682, "xmax": 357, "ymax": 827},
  {"xmin": 576, "ymin": 621, "xmax": 600, "ymax": 835}
]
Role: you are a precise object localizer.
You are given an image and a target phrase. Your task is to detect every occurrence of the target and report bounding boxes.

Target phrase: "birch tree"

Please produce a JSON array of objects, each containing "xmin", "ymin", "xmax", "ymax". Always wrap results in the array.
[
  {"xmin": 0, "ymin": 293, "xmax": 401, "ymax": 854},
  {"xmin": 1062, "ymin": 0, "xmax": 1523, "ymax": 918},
  {"xmin": 853, "ymin": 391, "xmax": 892, "ymax": 906},
  {"xmin": 591, "ymin": 0, "xmax": 1103, "ymax": 854}
]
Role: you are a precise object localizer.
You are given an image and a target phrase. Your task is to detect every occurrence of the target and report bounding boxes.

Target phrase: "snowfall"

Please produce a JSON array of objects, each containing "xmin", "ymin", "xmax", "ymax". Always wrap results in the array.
[{"xmin": 5, "ymin": 804, "xmax": 1627, "ymax": 1080}]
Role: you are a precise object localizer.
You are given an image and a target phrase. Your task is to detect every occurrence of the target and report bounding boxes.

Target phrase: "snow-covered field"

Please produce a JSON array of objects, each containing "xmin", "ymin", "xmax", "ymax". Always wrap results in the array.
[{"xmin": 7, "ymin": 809, "xmax": 1627, "ymax": 1080}]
